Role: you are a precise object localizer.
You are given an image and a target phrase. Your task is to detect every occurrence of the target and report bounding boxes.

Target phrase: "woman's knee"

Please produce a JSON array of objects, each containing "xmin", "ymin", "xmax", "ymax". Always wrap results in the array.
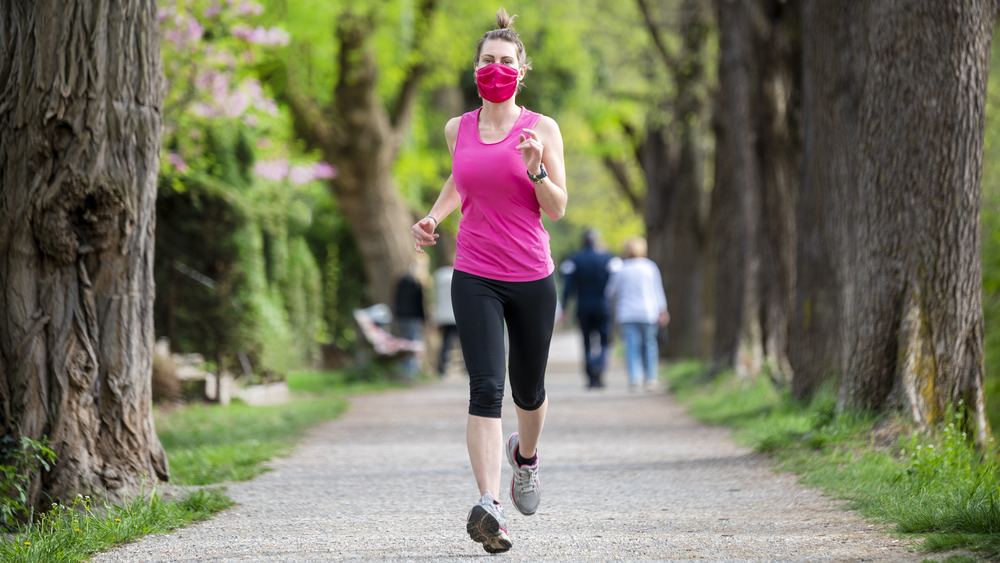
[
  {"xmin": 469, "ymin": 376, "xmax": 505, "ymax": 418},
  {"xmin": 511, "ymin": 380, "xmax": 546, "ymax": 412}
]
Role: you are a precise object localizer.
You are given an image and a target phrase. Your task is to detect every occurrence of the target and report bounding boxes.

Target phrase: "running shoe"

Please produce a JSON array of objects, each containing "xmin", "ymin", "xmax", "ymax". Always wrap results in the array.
[
  {"xmin": 466, "ymin": 491, "xmax": 512, "ymax": 554},
  {"xmin": 505, "ymin": 432, "xmax": 540, "ymax": 515}
]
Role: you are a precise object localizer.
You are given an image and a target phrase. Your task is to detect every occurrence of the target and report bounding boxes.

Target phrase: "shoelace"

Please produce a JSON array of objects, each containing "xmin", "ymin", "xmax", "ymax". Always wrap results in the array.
[{"xmin": 512, "ymin": 463, "xmax": 538, "ymax": 493}]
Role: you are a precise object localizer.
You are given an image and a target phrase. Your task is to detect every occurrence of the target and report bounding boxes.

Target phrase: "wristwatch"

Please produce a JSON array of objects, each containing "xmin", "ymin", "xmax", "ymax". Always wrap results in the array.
[{"xmin": 527, "ymin": 163, "xmax": 547, "ymax": 184}]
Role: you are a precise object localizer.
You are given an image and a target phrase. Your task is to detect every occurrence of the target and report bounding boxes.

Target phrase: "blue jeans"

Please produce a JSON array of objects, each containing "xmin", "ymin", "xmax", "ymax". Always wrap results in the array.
[
  {"xmin": 397, "ymin": 317, "xmax": 424, "ymax": 376},
  {"xmin": 622, "ymin": 322, "xmax": 659, "ymax": 385}
]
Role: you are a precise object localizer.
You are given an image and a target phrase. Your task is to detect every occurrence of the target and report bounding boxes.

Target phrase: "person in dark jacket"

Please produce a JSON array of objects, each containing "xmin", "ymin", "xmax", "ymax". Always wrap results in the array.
[
  {"xmin": 394, "ymin": 261, "xmax": 426, "ymax": 377},
  {"xmin": 560, "ymin": 229, "xmax": 621, "ymax": 388}
]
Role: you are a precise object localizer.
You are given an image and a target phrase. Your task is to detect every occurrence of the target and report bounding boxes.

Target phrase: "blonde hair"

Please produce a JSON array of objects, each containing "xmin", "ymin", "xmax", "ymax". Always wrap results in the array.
[
  {"xmin": 622, "ymin": 237, "xmax": 648, "ymax": 259},
  {"xmin": 474, "ymin": 8, "xmax": 532, "ymax": 74}
]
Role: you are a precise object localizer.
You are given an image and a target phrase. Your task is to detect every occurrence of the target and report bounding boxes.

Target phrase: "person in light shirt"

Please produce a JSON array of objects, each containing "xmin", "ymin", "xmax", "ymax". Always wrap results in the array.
[{"xmin": 606, "ymin": 237, "xmax": 670, "ymax": 391}]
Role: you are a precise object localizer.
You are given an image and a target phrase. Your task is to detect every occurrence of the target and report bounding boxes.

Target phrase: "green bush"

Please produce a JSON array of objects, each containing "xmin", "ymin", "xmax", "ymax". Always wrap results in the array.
[{"xmin": 0, "ymin": 436, "xmax": 55, "ymax": 531}]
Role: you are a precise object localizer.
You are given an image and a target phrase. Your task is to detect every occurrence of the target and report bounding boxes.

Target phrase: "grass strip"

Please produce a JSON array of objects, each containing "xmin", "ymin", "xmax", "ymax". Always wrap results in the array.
[{"xmin": 1, "ymin": 488, "xmax": 233, "ymax": 563}]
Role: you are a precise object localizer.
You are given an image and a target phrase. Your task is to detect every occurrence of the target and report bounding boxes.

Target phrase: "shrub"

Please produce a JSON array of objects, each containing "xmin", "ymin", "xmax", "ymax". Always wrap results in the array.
[{"xmin": 0, "ymin": 436, "xmax": 56, "ymax": 531}]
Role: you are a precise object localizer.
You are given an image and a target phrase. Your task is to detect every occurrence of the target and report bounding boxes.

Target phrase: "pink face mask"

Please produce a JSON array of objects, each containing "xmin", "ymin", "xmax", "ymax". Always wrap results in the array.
[{"xmin": 476, "ymin": 63, "xmax": 519, "ymax": 103}]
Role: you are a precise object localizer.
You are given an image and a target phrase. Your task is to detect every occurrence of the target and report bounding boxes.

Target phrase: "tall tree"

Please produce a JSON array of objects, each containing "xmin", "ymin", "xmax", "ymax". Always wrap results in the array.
[
  {"xmin": 283, "ymin": 2, "xmax": 438, "ymax": 306},
  {"xmin": 790, "ymin": 0, "xmax": 862, "ymax": 400},
  {"xmin": 843, "ymin": 0, "xmax": 996, "ymax": 443},
  {"xmin": 710, "ymin": 0, "xmax": 800, "ymax": 380},
  {"xmin": 0, "ymin": 0, "xmax": 169, "ymax": 508},
  {"xmin": 752, "ymin": 0, "xmax": 800, "ymax": 384},
  {"xmin": 633, "ymin": 0, "xmax": 713, "ymax": 359},
  {"xmin": 710, "ymin": 0, "xmax": 762, "ymax": 377}
]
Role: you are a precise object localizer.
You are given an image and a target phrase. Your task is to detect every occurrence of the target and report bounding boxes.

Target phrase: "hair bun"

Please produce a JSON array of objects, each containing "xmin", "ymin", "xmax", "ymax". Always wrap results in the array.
[{"xmin": 495, "ymin": 7, "xmax": 517, "ymax": 32}]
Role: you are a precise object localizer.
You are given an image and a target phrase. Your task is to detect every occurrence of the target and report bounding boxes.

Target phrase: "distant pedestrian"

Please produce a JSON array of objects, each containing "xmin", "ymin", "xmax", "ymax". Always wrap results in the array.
[
  {"xmin": 393, "ymin": 261, "xmax": 426, "ymax": 377},
  {"xmin": 560, "ymin": 228, "xmax": 621, "ymax": 389},
  {"xmin": 605, "ymin": 237, "xmax": 669, "ymax": 392},
  {"xmin": 432, "ymin": 257, "xmax": 459, "ymax": 377}
]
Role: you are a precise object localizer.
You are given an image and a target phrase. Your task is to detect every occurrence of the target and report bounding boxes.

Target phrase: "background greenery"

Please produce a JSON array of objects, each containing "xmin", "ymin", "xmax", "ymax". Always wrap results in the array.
[{"xmin": 153, "ymin": 0, "xmax": 1000, "ymax": 425}]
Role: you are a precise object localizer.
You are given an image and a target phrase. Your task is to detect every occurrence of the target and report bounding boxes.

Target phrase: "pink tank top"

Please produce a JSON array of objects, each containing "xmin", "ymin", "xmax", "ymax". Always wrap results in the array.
[{"xmin": 451, "ymin": 107, "xmax": 554, "ymax": 282}]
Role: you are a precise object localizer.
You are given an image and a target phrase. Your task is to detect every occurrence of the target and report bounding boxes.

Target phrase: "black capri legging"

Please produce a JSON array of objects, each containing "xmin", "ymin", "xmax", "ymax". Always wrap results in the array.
[{"xmin": 452, "ymin": 270, "xmax": 557, "ymax": 418}]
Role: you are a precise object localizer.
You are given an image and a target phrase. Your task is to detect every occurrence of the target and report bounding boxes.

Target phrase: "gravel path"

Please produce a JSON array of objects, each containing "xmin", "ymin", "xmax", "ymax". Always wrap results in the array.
[{"xmin": 94, "ymin": 331, "xmax": 923, "ymax": 562}]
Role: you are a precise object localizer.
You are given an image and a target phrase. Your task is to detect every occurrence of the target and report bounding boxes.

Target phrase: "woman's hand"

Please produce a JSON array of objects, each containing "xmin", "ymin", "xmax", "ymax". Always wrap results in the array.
[
  {"xmin": 517, "ymin": 128, "xmax": 543, "ymax": 175},
  {"xmin": 411, "ymin": 216, "xmax": 439, "ymax": 253}
]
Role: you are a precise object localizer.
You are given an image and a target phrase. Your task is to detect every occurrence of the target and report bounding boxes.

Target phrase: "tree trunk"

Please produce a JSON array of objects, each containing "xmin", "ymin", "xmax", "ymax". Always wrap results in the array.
[
  {"xmin": 790, "ymin": 0, "xmax": 862, "ymax": 400},
  {"xmin": 635, "ymin": 0, "xmax": 712, "ymax": 360},
  {"xmin": 844, "ymin": 0, "xmax": 995, "ymax": 444},
  {"xmin": 286, "ymin": 7, "xmax": 434, "ymax": 307},
  {"xmin": 710, "ymin": 0, "xmax": 763, "ymax": 378},
  {"xmin": 0, "ymin": 0, "xmax": 169, "ymax": 508},
  {"xmin": 753, "ymin": 0, "xmax": 800, "ymax": 385},
  {"xmin": 654, "ymin": 0, "xmax": 711, "ymax": 360}
]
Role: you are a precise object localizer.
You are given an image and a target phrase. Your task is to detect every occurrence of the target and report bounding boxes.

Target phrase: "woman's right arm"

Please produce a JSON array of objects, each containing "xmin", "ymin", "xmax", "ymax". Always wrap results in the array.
[{"xmin": 412, "ymin": 117, "xmax": 461, "ymax": 253}]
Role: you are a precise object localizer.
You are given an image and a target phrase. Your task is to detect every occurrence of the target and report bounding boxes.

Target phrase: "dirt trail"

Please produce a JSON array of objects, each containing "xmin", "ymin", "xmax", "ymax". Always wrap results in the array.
[{"xmin": 94, "ymin": 331, "xmax": 921, "ymax": 562}]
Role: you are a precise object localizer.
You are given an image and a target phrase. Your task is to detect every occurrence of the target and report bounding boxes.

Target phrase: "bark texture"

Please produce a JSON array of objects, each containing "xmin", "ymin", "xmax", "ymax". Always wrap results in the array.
[
  {"xmin": 710, "ymin": 0, "xmax": 762, "ymax": 378},
  {"xmin": 606, "ymin": 0, "xmax": 712, "ymax": 360},
  {"xmin": 640, "ymin": 0, "xmax": 712, "ymax": 360},
  {"xmin": 844, "ymin": 1, "xmax": 995, "ymax": 443},
  {"xmin": 752, "ymin": 0, "xmax": 799, "ymax": 385},
  {"xmin": 0, "ymin": 0, "xmax": 169, "ymax": 507},
  {"xmin": 790, "ymin": 0, "xmax": 862, "ymax": 400},
  {"xmin": 286, "ymin": 4, "xmax": 436, "ymax": 307}
]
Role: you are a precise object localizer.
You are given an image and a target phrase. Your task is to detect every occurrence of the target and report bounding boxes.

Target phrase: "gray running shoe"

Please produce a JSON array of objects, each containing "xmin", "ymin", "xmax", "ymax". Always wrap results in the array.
[
  {"xmin": 505, "ymin": 432, "xmax": 540, "ymax": 515},
  {"xmin": 466, "ymin": 491, "xmax": 512, "ymax": 554}
]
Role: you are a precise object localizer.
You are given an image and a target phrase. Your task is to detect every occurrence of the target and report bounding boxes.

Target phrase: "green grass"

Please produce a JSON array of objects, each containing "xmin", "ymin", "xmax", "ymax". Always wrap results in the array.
[
  {"xmin": 665, "ymin": 361, "xmax": 1000, "ymax": 562},
  {"xmin": 0, "ymin": 488, "xmax": 233, "ymax": 563},
  {"xmin": 1, "ymin": 366, "xmax": 390, "ymax": 563}
]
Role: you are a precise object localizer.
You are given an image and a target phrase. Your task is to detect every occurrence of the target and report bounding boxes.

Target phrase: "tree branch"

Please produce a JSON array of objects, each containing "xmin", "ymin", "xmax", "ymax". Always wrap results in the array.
[
  {"xmin": 284, "ymin": 86, "xmax": 337, "ymax": 152},
  {"xmin": 635, "ymin": 0, "xmax": 678, "ymax": 70},
  {"xmin": 390, "ymin": 0, "xmax": 439, "ymax": 134},
  {"xmin": 598, "ymin": 125, "xmax": 645, "ymax": 212},
  {"xmin": 602, "ymin": 154, "xmax": 644, "ymax": 213}
]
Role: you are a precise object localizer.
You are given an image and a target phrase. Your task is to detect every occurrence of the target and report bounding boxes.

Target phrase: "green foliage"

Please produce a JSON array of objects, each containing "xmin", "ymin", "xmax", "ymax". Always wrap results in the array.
[
  {"xmin": 264, "ymin": 0, "xmax": 650, "ymax": 259},
  {"xmin": 157, "ymin": 0, "xmax": 341, "ymax": 377},
  {"xmin": 0, "ymin": 488, "xmax": 232, "ymax": 563},
  {"xmin": 0, "ymin": 436, "xmax": 55, "ymax": 531},
  {"xmin": 665, "ymin": 363, "xmax": 1000, "ymax": 559}
]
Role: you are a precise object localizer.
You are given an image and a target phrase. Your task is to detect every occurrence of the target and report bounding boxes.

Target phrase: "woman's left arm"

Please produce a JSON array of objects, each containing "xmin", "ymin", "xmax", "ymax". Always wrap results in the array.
[{"xmin": 518, "ymin": 116, "xmax": 567, "ymax": 221}]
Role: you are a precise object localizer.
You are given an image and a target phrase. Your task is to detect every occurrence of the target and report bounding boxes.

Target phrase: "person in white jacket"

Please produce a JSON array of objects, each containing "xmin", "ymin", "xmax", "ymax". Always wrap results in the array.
[{"xmin": 605, "ymin": 237, "xmax": 669, "ymax": 391}]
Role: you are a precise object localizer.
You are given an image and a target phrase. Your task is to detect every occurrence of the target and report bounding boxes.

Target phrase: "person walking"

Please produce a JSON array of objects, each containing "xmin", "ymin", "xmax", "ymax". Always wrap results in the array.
[
  {"xmin": 432, "ymin": 256, "xmax": 459, "ymax": 377},
  {"xmin": 410, "ymin": 7, "xmax": 567, "ymax": 554},
  {"xmin": 605, "ymin": 237, "xmax": 669, "ymax": 392},
  {"xmin": 393, "ymin": 261, "xmax": 427, "ymax": 378},
  {"xmin": 559, "ymin": 229, "xmax": 621, "ymax": 389}
]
